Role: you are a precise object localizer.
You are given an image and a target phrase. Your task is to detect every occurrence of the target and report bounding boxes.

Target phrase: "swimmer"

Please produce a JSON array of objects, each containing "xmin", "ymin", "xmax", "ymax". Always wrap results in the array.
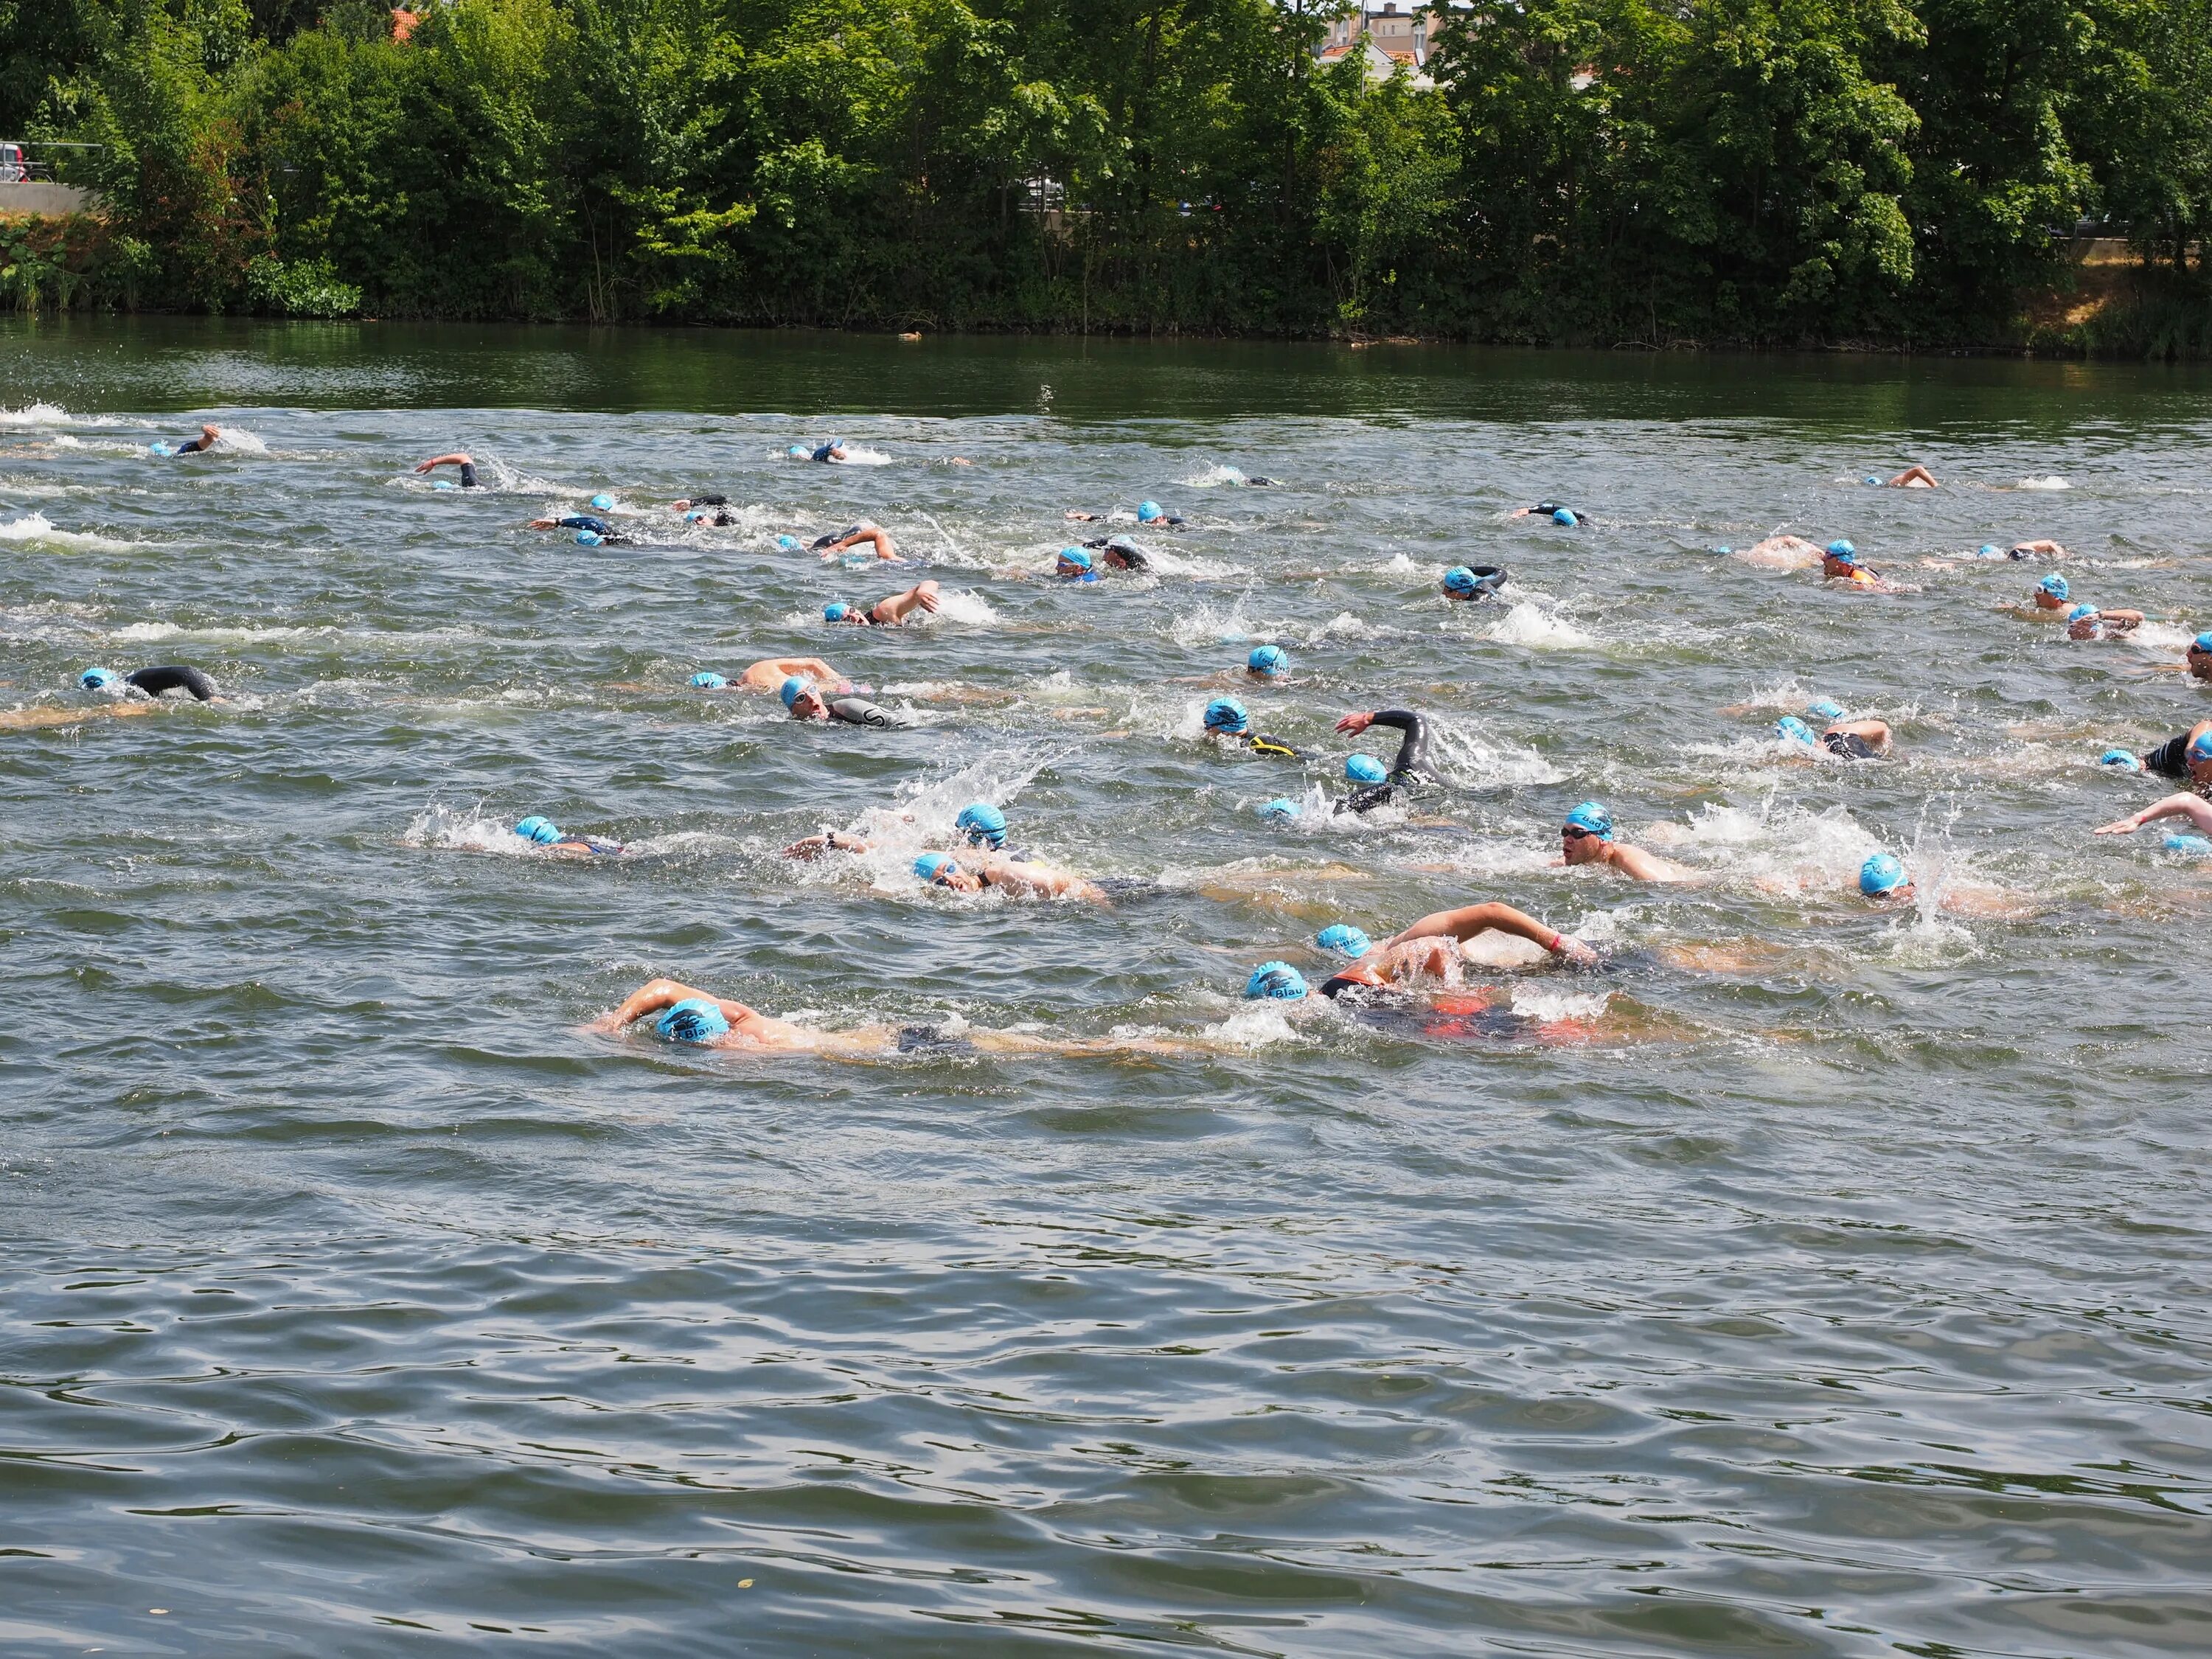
[
  {"xmin": 1509, "ymin": 501, "xmax": 1584, "ymax": 526},
  {"xmin": 1324, "ymin": 900, "xmax": 1600, "ymax": 993},
  {"xmin": 2188, "ymin": 633, "xmax": 2212, "ymax": 683},
  {"xmin": 785, "ymin": 801, "xmax": 1023, "ymax": 863},
  {"xmin": 1554, "ymin": 800, "xmax": 1691, "ymax": 881},
  {"xmin": 1246, "ymin": 645, "xmax": 1287, "ymax": 679},
  {"xmin": 1078, "ymin": 535, "xmax": 1152, "ymax": 571},
  {"xmin": 1783, "ymin": 699, "xmax": 1892, "ymax": 759},
  {"xmin": 80, "ymin": 664, "xmax": 225, "ymax": 703},
  {"xmin": 1203, "ymin": 697, "xmax": 1305, "ymax": 760},
  {"xmin": 672, "ymin": 493, "xmax": 736, "ymax": 526},
  {"xmin": 2127, "ymin": 720, "xmax": 2212, "ymax": 785},
  {"xmin": 167, "ymin": 423, "xmax": 223, "ymax": 456},
  {"xmin": 1332, "ymin": 709, "xmax": 1436, "ymax": 813},
  {"xmin": 692, "ymin": 657, "xmax": 852, "ymax": 694},
  {"xmin": 810, "ymin": 437, "xmax": 849, "ymax": 463},
  {"xmin": 514, "ymin": 815, "xmax": 625, "ymax": 857},
  {"xmin": 414, "ymin": 451, "xmax": 481, "ymax": 488},
  {"xmin": 1442, "ymin": 565, "xmax": 1508, "ymax": 601},
  {"xmin": 2066, "ymin": 604, "xmax": 2143, "ymax": 641},
  {"xmin": 812, "ymin": 521, "xmax": 899, "ymax": 560},
  {"xmin": 1884, "ymin": 465, "xmax": 1939, "ymax": 488},
  {"xmin": 824, "ymin": 580, "xmax": 940, "ymax": 627},
  {"xmin": 914, "ymin": 849, "xmax": 1107, "ymax": 903},
  {"xmin": 1851, "ymin": 852, "xmax": 2025, "ymax": 917},
  {"xmin": 2004, "ymin": 539, "xmax": 2067, "ymax": 560},
  {"xmin": 1820, "ymin": 539, "xmax": 1886, "ymax": 588},
  {"xmin": 2028, "ymin": 573, "xmax": 2071, "ymax": 612},
  {"xmin": 529, "ymin": 512, "xmax": 633, "ymax": 546},
  {"xmin": 2093, "ymin": 746, "xmax": 2212, "ymax": 837},
  {"xmin": 782, "ymin": 675, "xmax": 915, "ymax": 728},
  {"xmin": 1136, "ymin": 501, "xmax": 1186, "ymax": 529},
  {"xmin": 1056, "ymin": 547, "xmax": 1100, "ymax": 582}
]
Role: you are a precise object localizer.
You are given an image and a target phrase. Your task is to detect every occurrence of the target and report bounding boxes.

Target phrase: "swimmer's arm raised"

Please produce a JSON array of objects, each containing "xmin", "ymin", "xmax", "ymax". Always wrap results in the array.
[
  {"xmin": 2093, "ymin": 793, "xmax": 2212, "ymax": 835},
  {"xmin": 587, "ymin": 978, "xmax": 757, "ymax": 1034},
  {"xmin": 414, "ymin": 452, "xmax": 473, "ymax": 473},
  {"xmin": 1388, "ymin": 902, "xmax": 1596, "ymax": 963}
]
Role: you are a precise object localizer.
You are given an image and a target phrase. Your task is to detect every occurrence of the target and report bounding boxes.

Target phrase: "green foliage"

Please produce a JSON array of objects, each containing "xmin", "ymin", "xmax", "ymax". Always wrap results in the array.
[{"xmin": 5, "ymin": 0, "xmax": 2208, "ymax": 348}]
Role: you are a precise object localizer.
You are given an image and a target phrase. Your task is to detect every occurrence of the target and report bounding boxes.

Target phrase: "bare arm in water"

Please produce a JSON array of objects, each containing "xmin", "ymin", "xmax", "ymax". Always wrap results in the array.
[{"xmin": 1385, "ymin": 901, "xmax": 1598, "ymax": 964}]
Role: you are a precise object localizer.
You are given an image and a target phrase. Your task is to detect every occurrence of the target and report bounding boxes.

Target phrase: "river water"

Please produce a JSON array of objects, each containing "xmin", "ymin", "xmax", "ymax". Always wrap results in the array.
[{"xmin": 3, "ymin": 318, "xmax": 2208, "ymax": 1657}]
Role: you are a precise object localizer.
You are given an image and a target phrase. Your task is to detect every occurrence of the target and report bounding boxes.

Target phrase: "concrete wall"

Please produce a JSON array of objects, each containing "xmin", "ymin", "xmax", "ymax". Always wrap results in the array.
[{"xmin": 0, "ymin": 182, "xmax": 96, "ymax": 216}]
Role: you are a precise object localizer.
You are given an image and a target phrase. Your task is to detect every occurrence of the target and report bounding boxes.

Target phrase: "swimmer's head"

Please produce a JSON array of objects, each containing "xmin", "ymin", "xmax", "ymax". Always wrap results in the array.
[
  {"xmin": 824, "ymin": 602, "xmax": 851, "ymax": 622},
  {"xmin": 2189, "ymin": 730, "xmax": 2212, "ymax": 765},
  {"xmin": 514, "ymin": 815, "xmax": 562, "ymax": 845},
  {"xmin": 655, "ymin": 997, "xmax": 729, "ymax": 1044},
  {"xmin": 778, "ymin": 675, "xmax": 806, "ymax": 709},
  {"xmin": 1980, "ymin": 543, "xmax": 2000, "ymax": 557},
  {"xmin": 955, "ymin": 801, "xmax": 1007, "ymax": 849},
  {"xmin": 2194, "ymin": 632, "xmax": 2212, "ymax": 653},
  {"xmin": 1441, "ymin": 566, "xmax": 1480, "ymax": 598},
  {"xmin": 1345, "ymin": 754, "xmax": 1387, "ymax": 785},
  {"xmin": 914, "ymin": 852, "xmax": 953, "ymax": 883},
  {"xmin": 1315, "ymin": 924, "xmax": 1371, "ymax": 959},
  {"xmin": 2165, "ymin": 833, "xmax": 2212, "ymax": 856},
  {"xmin": 1259, "ymin": 797, "xmax": 1301, "ymax": 821},
  {"xmin": 1247, "ymin": 644, "xmax": 1287, "ymax": 676},
  {"xmin": 786, "ymin": 445, "xmax": 808, "ymax": 458},
  {"xmin": 1825, "ymin": 539, "xmax": 1857, "ymax": 563},
  {"xmin": 1806, "ymin": 698, "xmax": 1845, "ymax": 724},
  {"xmin": 1137, "ymin": 500, "xmax": 1164, "ymax": 524},
  {"xmin": 2100, "ymin": 748, "xmax": 2144, "ymax": 771},
  {"xmin": 1204, "ymin": 697, "xmax": 1249, "ymax": 734},
  {"xmin": 1562, "ymin": 800, "xmax": 1614, "ymax": 841},
  {"xmin": 574, "ymin": 529, "xmax": 602, "ymax": 546},
  {"xmin": 589, "ymin": 493, "xmax": 613, "ymax": 511},
  {"xmin": 1864, "ymin": 475, "xmax": 1882, "ymax": 485},
  {"xmin": 1244, "ymin": 961, "xmax": 1309, "ymax": 1001},
  {"xmin": 2037, "ymin": 573, "xmax": 2069, "ymax": 602},
  {"xmin": 79, "ymin": 667, "xmax": 117, "ymax": 691},
  {"xmin": 774, "ymin": 534, "xmax": 801, "ymax": 551},
  {"xmin": 1775, "ymin": 715, "xmax": 1818, "ymax": 745},
  {"xmin": 1551, "ymin": 507, "xmax": 1577, "ymax": 526},
  {"xmin": 1056, "ymin": 546, "xmax": 1094, "ymax": 578},
  {"xmin": 690, "ymin": 670, "xmax": 728, "ymax": 689},
  {"xmin": 2068, "ymin": 603, "xmax": 2098, "ymax": 623},
  {"xmin": 1859, "ymin": 852, "xmax": 1908, "ymax": 897}
]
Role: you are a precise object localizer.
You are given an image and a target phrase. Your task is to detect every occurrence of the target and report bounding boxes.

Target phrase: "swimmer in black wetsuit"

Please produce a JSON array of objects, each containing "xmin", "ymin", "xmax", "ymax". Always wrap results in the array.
[
  {"xmin": 1203, "ymin": 698, "xmax": 1304, "ymax": 759},
  {"xmin": 415, "ymin": 451, "xmax": 480, "ymax": 487},
  {"xmin": 812, "ymin": 522, "xmax": 900, "ymax": 560},
  {"xmin": 2094, "ymin": 732, "xmax": 2212, "ymax": 841},
  {"xmin": 1079, "ymin": 535, "xmax": 1152, "ymax": 571},
  {"xmin": 811, "ymin": 439, "xmax": 849, "ymax": 463},
  {"xmin": 672, "ymin": 493, "xmax": 735, "ymax": 525},
  {"xmin": 168, "ymin": 423, "xmax": 222, "ymax": 456},
  {"xmin": 526, "ymin": 512, "xmax": 633, "ymax": 545},
  {"xmin": 1511, "ymin": 500, "xmax": 1585, "ymax": 526},
  {"xmin": 80, "ymin": 664, "xmax": 223, "ymax": 703},
  {"xmin": 823, "ymin": 580, "xmax": 939, "ymax": 627},
  {"xmin": 2129, "ymin": 719, "xmax": 2212, "ymax": 785},
  {"xmin": 782, "ymin": 678, "xmax": 917, "ymax": 728},
  {"xmin": 1331, "ymin": 709, "xmax": 1435, "ymax": 813}
]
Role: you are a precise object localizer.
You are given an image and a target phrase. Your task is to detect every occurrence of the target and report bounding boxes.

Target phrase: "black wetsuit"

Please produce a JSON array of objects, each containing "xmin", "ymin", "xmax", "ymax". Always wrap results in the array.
[
  {"xmin": 456, "ymin": 461, "xmax": 479, "ymax": 488},
  {"xmin": 813, "ymin": 522, "xmax": 878, "ymax": 552},
  {"xmin": 172, "ymin": 434, "xmax": 217, "ymax": 456},
  {"xmin": 1822, "ymin": 730, "xmax": 1879, "ymax": 760},
  {"xmin": 683, "ymin": 494, "xmax": 734, "ymax": 525},
  {"xmin": 1230, "ymin": 729, "xmax": 1305, "ymax": 761},
  {"xmin": 811, "ymin": 443, "xmax": 842, "ymax": 463},
  {"xmin": 1339, "ymin": 709, "xmax": 1435, "ymax": 814},
  {"xmin": 557, "ymin": 515, "xmax": 632, "ymax": 545},
  {"xmin": 126, "ymin": 665, "xmax": 220, "ymax": 702},
  {"xmin": 1083, "ymin": 536, "xmax": 1152, "ymax": 571},
  {"xmin": 2143, "ymin": 731, "xmax": 2205, "ymax": 782},
  {"xmin": 824, "ymin": 695, "xmax": 914, "ymax": 729}
]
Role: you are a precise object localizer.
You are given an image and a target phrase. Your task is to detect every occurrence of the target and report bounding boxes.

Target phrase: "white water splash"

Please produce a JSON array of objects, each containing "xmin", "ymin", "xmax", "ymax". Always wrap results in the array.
[
  {"xmin": 1482, "ymin": 600, "xmax": 1595, "ymax": 649},
  {"xmin": 0, "ymin": 513, "xmax": 143, "ymax": 553},
  {"xmin": 2017, "ymin": 475, "xmax": 2070, "ymax": 491}
]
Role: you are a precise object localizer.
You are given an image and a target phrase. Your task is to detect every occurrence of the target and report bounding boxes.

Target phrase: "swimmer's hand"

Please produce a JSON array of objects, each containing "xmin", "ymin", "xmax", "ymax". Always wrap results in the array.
[
  {"xmin": 915, "ymin": 588, "xmax": 942, "ymax": 613},
  {"xmin": 1550, "ymin": 933, "xmax": 1600, "ymax": 967},
  {"xmin": 1334, "ymin": 710, "xmax": 1377, "ymax": 735},
  {"xmin": 2093, "ymin": 813, "xmax": 2145, "ymax": 835},
  {"xmin": 785, "ymin": 831, "xmax": 871, "ymax": 858}
]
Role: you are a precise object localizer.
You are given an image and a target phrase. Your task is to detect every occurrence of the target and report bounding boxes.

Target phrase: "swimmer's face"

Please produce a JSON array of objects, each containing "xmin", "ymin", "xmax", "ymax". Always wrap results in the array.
[
  {"xmin": 790, "ymin": 690, "xmax": 827, "ymax": 720},
  {"xmin": 2034, "ymin": 589, "xmax": 2067, "ymax": 610},
  {"xmin": 1560, "ymin": 826, "xmax": 1608, "ymax": 866},
  {"xmin": 1865, "ymin": 883, "xmax": 1916, "ymax": 908},
  {"xmin": 931, "ymin": 861, "xmax": 984, "ymax": 892},
  {"xmin": 2189, "ymin": 647, "xmax": 2212, "ymax": 683},
  {"xmin": 1820, "ymin": 554, "xmax": 1854, "ymax": 576},
  {"xmin": 2067, "ymin": 618, "xmax": 2101, "ymax": 641},
  {"xmin": 2189, "ymin": 753, "xmax": 2212, "ymax": 786}
]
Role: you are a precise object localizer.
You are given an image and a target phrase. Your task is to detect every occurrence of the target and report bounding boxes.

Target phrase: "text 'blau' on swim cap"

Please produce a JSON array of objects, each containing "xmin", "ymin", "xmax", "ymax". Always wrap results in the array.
[
  {"xmin": 1315, "ymin": 924, "xmax": 1371, "ymax": 958},
  {"xmin": 1244, "ymin": 961, "xmax": 1308, "ymax": 1000},
  {"xmin": 691, "ymin": 670, "xmax": 727, "ymax": 689},
  {"xmin": 656, "ymin": 998, "xmax": 730, "ymax": 1043}
]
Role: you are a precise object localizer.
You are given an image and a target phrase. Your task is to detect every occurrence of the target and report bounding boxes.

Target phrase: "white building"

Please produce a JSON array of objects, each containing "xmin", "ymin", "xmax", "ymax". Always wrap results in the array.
[{"xmin": 1315, "ymin": 1, "xmax": 1469, "ymax": 86}]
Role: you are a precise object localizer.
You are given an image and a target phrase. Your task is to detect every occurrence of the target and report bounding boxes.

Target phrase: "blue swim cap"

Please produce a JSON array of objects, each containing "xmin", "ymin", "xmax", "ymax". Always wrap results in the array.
[
  {"xmin": 1057, "ymin": 546, "xmax": 1093, "ymax": 574},
  {"xmin": 775, "ymin": 534, "xmax": 801, "ymax": 551},
  {"xmin": 589, "ymin": 493, "xmax": 613, "ymax": 511},
  {"xmin": 2165, "ymin": 834, "xmax": 2212, "ymax": 855},
  {"xmin": 1563, "ymin": 800, "xmax": 1613, "ymax": 838},
  {"xmin": 1244, "ymin": 961, "xmax": 1309, "ymax": 1001},
  {"xmin": 690, "ymin": 670, "xmax": 728, "ymax": 689},
  {"xmin": 2193, "ymin": 632, "xmax": 2212, "ymax": 652},
  {"xmin": 1315, "ymin": 923, "xmax": 1371, "ymax": 959},
  {"xmin": 2068, "ymin": 604, "xmax": 2098, "ymax": 623},
  {"xmin": 914, "ymin": 852, "xmax": 956, "ymax": 883},
  {"xmin": 779, "ymin": 675, "xmax": 807, "ymax": 709},
  {"xmin": 1806, "ymin": 698, "xmax": 1846, "ymax": 723},
  {"xmin": 656, "ymin": 998, "xmax": 730, "ymax": 1043},
  {"xmin": 1775, "ymin": 716, "xmax": 1817, "ymax": 744},
  {"xmin": 1345, "ymin": 754, "xmax": 1387, "ymax": 785},
  {"xmin": 1248, "ymin": 644, "xmax": 1287, "ymax": 675},
  {"xmin": 2100, "ymin": 748, "xmax": 2144, "ymax": 771},
  {"xmin": 956, "ymin": 802, "xmax": 1007, "ymax": 849},
  {"xmin": 515, "ymin": 815, "xmax": 561, "ymax": 844},
  {"xmin": 824, "ymin": 602, "xmax": 850, "ymax": 622},
  {"xmin": 2189, "ymin": 730, "xmax": 2212, "ymax": 763},
  {"xmin": 1980, "ymin": 543, "xmax": 2000, "ymax": 557},
  {"xmin": 1864, "ymin": 475, "xmax": 1881, "ymax": 485},
  {"xmin": 1137, "ymin": 501, "xmax": 1163, "ymax": 523},
  {"xmin": 79, "ymin": 667, "xmax": 116, "ymax": 690},
  {"xmin": 149, "ymin": 440, "xmax": 175, "ymax": 456},
  {"xmin": 786, "ymin": 445, "xmax": 807, "ymax": 457},
  {"xmin": 1826, "ymin": 539, "xmax": 1857, "ymax": 560},
  {"xmin": 1442, "ymin": 566, "xmax": 1479, "ymax": 597},
  {"xmin": 1860, "ymin": 852, "xmax": 1907, "ymax": 896},
  {"xmin": 1551, "ymin": 507, "xmax": 1577, "ymax": 526},
  {"xmin": 1204, "ymin": 696, "xmax": 1249, "ymax": 734},
  {"xmin": 574, "ymin": 529, "xmax": 602, "ymax": 546},
  {"xmin": 2039, "ymin": 574, "xmax": 2069, "ymax": 599},
  {"xmin": 432, "ymin": 479, "xmax": 456, "ymax": 491},
  {"xmin": 1259, "ymin": 797, "xmax": 1301, "ymax": 821}
]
